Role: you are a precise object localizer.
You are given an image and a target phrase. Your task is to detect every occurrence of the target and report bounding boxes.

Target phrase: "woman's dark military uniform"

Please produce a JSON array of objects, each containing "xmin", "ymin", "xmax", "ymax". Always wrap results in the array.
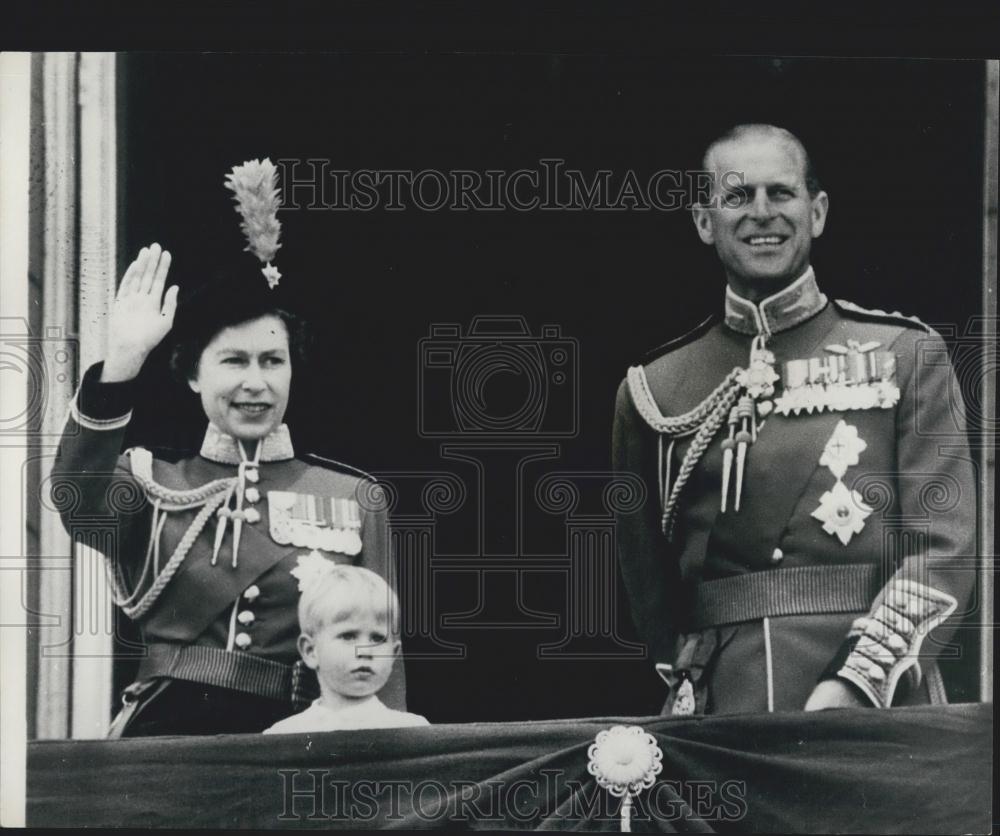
[
  {"xmin": 52, "ymin": 363, "xmax": 405, "ymax": 736},
  {"xmin": 613, "ymin": 270, "xmax": 976, "ymax": 714}
]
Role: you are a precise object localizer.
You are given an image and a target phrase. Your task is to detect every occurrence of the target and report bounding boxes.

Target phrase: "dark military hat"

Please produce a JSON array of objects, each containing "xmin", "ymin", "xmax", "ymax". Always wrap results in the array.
[{"xmin": 168, "ymin": 252, "xmax": 308, "ymax": 384}]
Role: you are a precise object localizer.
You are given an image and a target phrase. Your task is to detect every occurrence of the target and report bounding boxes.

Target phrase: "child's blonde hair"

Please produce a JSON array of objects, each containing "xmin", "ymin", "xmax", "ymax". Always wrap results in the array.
[{"xmin": 298, "ymin": 565, "xmax": 399, "ymax": 636}]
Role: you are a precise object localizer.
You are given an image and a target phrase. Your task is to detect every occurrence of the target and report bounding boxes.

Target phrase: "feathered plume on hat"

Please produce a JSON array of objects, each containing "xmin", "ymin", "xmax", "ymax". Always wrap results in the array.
[{"xmin": 224, "ymin": 158, "xmax": 283, "ymax": 289}]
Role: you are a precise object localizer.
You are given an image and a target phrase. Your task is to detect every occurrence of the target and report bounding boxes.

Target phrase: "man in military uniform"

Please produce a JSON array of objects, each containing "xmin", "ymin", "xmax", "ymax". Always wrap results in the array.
[{"xmin": 612, "ymin": 124, "xmax": 976, "ymax": 714}]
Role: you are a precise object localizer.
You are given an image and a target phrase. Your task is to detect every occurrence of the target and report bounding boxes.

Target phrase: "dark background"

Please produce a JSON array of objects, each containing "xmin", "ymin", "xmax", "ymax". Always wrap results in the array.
[{"xmin": 115, "ymin": 53, "xmax": 987, "ymax": 721}]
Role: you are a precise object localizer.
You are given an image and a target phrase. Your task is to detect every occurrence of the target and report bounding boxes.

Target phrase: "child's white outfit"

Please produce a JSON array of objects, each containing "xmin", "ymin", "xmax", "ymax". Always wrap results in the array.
[{"xmin": 263, "ymin": 696, "xmax": 429, "ymax": 734}]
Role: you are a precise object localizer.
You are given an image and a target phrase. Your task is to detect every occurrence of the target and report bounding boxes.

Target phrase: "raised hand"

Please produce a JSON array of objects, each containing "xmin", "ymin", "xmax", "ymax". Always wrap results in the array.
[{"xmin": 101, "ymin": 243, "xmax": 179, "ymax": 382}]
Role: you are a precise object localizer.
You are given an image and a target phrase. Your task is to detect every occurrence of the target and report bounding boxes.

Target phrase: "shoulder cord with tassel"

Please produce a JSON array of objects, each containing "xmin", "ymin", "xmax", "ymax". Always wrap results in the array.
[
  {"xmin": 104, "ymin": 475, "xmax": 237, "ymax": 620},
  {"xmin": 626, "ymin": 366, "xmax": 744, "ymax": 541}
]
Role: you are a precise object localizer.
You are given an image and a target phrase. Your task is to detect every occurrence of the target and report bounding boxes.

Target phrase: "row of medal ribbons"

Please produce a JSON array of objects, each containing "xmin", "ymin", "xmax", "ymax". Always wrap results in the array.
[
  {"xmin": 280, "ymin": 525, "xmax": 363, "ymax": 556},
  {"xmin": 269, "ymin": 491, "xmax": 363, "ymax": 555},
  {"xmin": 775, "ymin": 349, "xmax": 899, "ymax": 414},
  {"xmin": 782, "ymin": 350, "xmax": 896, "ymax": 389}
]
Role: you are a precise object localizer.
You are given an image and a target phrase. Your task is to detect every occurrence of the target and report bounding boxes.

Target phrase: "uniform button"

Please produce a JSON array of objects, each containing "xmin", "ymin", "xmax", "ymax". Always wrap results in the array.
[
  {"xmin": 237, "ymin": 610, "xmax": 255, "ymax": 625},
  {"xmin": 770, "ymin": 548, "xmax": 784, "ymax": 564},
  {"xmin": 243, "ymin": 507, "xmax": 261, "ymax": 524},
  {"xmin": 234, "ymin": 632, "xmax": 252, "ymax": 649},
  {"xmin": 243, "ymin": 585, "xmax": 260, "ymax": 601},
  {"xmin": 245, "ymin": 469, "xmax": 259, "ymax": 484},
  {"xmin": 245, "ymin": 487, "xmax": 261, "ymax": 503}
]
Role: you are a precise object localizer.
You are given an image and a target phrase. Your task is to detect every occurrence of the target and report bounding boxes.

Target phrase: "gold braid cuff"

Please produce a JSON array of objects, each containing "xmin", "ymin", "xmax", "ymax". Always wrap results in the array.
[{"xmin": 837, "ymin": 578, "xmax": 958, "ymax": 707}]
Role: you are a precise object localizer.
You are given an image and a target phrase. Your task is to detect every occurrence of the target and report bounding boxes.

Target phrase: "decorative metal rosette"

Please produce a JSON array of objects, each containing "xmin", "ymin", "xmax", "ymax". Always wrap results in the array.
[{"xmin": 587, "ymin": 725, "xmax": 663, "ymax": 798}]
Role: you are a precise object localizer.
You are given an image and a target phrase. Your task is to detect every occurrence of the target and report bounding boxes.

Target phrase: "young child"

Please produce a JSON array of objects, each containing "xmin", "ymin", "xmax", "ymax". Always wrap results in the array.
[{"xmin": 263, "ymin": 565, "xmax": 429, "ymax": 733}]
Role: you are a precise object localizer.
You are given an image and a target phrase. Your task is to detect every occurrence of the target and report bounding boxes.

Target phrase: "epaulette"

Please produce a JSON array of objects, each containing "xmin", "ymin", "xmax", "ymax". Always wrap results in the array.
[
  {"xmin": 833, "ymin": 299, "xmax": 930, "ymax": 332},
  {"xmin": 641, "ymin": 313, "xmax": 717, "ymax": 364},
  {"xmin": 303, "ymin": 453, "xmax": 377, "ymax": 482}
]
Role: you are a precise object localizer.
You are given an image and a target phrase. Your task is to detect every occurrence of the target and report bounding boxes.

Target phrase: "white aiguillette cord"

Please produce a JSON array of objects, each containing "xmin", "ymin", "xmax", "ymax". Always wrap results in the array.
[
  {"xmin": 211, "ymin": 438, "xmax": 263, "ymax": 569},
  {"xmin": 629, "ymin": 330, "xmax": 776, "ymax": 540}
]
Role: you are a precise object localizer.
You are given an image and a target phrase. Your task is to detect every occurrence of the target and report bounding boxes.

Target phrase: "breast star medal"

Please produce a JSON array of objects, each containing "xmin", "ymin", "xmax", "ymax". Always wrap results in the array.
[
  {"xmin": 812, "ymin": 480, "xmax": 874, "ymax": 546},
  {"xmin": 811, "ymin": 420, "xmax": 874, "ymax": 545}
]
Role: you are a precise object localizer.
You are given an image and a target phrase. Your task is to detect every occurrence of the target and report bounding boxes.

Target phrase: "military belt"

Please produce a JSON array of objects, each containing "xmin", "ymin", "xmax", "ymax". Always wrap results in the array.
[
  {"xmin": 691, "ymin": 564, "xmax": 882, "ymax": 629},
  {"xmin": 137, "ymin": 643, "xmax": 313, "ymax": 705}
]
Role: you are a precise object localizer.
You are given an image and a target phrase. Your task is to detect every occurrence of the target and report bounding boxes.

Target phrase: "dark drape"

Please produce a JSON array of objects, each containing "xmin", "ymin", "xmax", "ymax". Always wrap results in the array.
[{"xmin": 28, "ymin": 703, "xmax": 990, "ymax": 832}]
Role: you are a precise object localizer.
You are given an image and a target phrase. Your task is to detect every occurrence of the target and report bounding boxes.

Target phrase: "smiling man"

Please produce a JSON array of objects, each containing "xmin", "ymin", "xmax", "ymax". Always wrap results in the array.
[
  {"xmin": 612, "ymin": 124, "xmax": 976, "ymax": 715},
  {"xmin": 694, "ymin": 126, "xmax": 828, "ymax": 301}
]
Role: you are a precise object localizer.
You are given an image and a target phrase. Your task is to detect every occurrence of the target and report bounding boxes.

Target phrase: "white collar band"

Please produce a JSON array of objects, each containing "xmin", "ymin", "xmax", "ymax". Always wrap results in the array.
[
  {"xmin": 199, "ymin": 422, "xmax": 294, "ymax": 465},
  {"xmin": 724, "ymin": 267, "xmax": 827, "ymax": 337}
]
